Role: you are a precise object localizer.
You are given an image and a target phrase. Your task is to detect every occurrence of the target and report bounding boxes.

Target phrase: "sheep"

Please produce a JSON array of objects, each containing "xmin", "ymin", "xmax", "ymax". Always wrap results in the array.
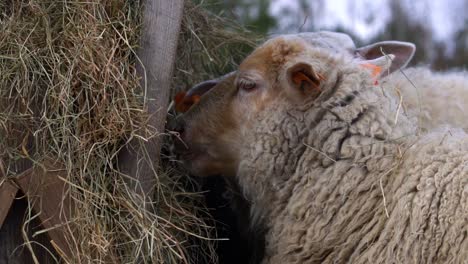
[
  {"xmin": 383, "ymin": 67, "xmax": 468, "ymax": 131},
  {"xmin": 173, "ymin": 31, "xmax": 468, "ymax": 263}
]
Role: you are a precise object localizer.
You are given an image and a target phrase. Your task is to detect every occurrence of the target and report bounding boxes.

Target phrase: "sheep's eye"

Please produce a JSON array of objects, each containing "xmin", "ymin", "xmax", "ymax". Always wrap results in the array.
[{"xmin": 238, "ymin": 79, "xmax": 257, "ymax": 91}]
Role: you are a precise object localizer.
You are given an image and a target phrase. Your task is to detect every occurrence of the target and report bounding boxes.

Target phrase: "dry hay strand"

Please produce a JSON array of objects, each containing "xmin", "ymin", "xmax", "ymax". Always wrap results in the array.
[
  {"xmin": 0, "ymin": 0, "xmax": 253, "ymax": 263},
  {"xmin": 172, "ymin": 1, "xmax": 258, "ymax": 96}
]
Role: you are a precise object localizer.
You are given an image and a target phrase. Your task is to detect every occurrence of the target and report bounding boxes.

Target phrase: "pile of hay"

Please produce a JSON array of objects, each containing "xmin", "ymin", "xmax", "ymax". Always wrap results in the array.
[{"xmin": 0, "ymin": 0, "xmax": 254, "ymax": 263}]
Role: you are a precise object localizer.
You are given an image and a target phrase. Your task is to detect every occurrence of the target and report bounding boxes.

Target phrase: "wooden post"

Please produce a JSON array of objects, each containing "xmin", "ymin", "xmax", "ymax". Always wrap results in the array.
[{"xmin": 119, "ymin": 0, "xmax": 185, "ymax": 201}]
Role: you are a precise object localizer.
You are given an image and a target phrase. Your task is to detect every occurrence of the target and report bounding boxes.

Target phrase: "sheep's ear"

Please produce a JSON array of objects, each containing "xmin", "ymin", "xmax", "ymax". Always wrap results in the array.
[
  {"xmin": 355, "ymin": 41, "xmax": 415, "ymax": 77},
  {"xmin": 174, "ymin": 80, "xmax": 218, "ymax": 113},
  {"xmin": 287, "ymin": 62, "xmax": 324, "ymax": 99},
  {"xmin": 176, "ymin": 71, "xmax": 236, "ymax": 112},
  {"xmin": 174, "ymin": 71, "xmax": 235, "ymax": 113},
  {"xmin": 358, "ymin": 54, "xmax": 395, "ymax": 81},
  {"xmin": 186, "ymin": 71, "xmax": 236, "ymax": 97}
]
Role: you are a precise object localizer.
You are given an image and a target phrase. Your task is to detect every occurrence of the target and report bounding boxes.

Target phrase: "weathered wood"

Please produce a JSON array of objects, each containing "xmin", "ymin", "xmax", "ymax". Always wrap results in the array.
[
  {"xmin": 0, "ymin": 194, "xmax": 58, "ymax": 264},
  {"xmin": 0, "ymin": 136, "xmax": 33, "ymax": 229},
  {"xmin": 0, "ymin": 162, "xmax": 73, "ymax": 262},
  {"xmin": 119, "ymin": 0, "xmax": 185, "ymax": 200},
  {"xmin": 0, "ymin": 150, "xmax": 33, "ymax": 229},
  {"xmin": 0, "ymin": 181, "xmax": 18, "ymax": 228},
  {"xmin": 14, "ymin": 162, "xmax": 73, "ymax": 260}
]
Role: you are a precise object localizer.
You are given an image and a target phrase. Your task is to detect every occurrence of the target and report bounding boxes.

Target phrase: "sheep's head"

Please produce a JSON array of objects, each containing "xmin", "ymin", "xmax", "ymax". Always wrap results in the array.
[{"xmin": 173, "ymin": 32, "xmax": 415, "ymax": 178}]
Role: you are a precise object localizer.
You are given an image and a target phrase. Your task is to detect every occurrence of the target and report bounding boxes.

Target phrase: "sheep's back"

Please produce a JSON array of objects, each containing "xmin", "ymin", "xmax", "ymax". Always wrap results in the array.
[
  {"xmin": 351, "ymin": 129, "xmax": 468, "ymax": 263},
  {"xmin": 383, "ymin": 67, "xmax": 468, "ymax": 132},
  {"xmin": 262, "ymin": 129, "xmax": 467, "ymax": 264}
]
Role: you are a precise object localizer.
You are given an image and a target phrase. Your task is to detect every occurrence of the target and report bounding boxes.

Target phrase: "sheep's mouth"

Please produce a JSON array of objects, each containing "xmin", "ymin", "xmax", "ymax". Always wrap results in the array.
[
  {"xmin": 181, "ymin": 150, "xmax": 221, "ymax": 177},
  {"xmin": 176, "ymin": 142, "xmax": 211, "ymax": 162},
  {"xmin": 179, "ymin": 143, "xmax": 231, "ymax": 177},
  {"xmin": 172, "ymin": 132, "xmax": 211, "ymax": 162}
]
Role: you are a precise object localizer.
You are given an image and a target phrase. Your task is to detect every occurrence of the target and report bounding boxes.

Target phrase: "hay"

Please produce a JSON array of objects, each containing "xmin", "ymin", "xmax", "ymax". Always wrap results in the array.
[
  {"xmin": 0, "ymin": 0, "xmax": 254, "ymax": 263},
  {"xmin": 173, "ymin": 2, "xmax": 258, "ymax": 95}
]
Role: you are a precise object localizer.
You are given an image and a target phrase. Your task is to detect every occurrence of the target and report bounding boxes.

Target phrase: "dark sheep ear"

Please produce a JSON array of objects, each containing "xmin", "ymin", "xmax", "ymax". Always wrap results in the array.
[
  {"xmin": 287, "ymin": 62, "xmax": 324, "ymax": 99},
  {"xmin": 186, "ymin": 71, "xmax": 237, "ymax": 97},
  {"xmin": 174, "ymin": 80, "xmax": 218, "ymax": 113},
  {"xmin": 186, "ymin": 80, "xmax": 219, "ymax": 97},
  {"xmin": 355, "ymin": 41, "xmax": 415, "ymax": 77},
  {"xmin": 175, "ymin": 71, "xmax": 236, "ymax": 113}
]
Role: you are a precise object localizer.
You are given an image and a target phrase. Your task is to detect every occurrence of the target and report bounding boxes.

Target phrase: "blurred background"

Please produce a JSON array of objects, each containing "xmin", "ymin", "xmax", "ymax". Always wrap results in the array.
[{"xmin": 199, "ymin": 0, "xmax": 468, "ymax": 70}]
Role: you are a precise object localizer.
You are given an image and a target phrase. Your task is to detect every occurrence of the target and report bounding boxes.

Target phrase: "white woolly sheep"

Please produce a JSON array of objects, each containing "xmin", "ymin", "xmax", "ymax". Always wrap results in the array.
[{"xmin": 174, "ymin": 32, "xmax": 468, "ymax": 264}]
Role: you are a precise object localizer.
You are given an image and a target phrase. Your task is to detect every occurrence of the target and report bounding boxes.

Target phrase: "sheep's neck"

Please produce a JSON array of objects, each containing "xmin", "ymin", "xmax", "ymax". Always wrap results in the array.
[{"xmin": 237, "ymin": 88, "xmax": 416, "ymax": 231}]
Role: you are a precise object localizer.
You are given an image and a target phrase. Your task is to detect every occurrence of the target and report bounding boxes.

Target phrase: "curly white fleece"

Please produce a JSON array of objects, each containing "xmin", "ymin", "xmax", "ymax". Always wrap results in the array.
[
  {"xmin": 384, "ymin": 67, "xmax": 468, "ymax": 132},
  {"xmin": 235, "ymin": 52, "xmax": 467, "ymax": 263}
]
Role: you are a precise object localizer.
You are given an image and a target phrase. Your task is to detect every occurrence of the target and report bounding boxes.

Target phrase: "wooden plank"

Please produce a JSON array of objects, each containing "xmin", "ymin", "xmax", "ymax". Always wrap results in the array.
[
  {"xmin": 0, "ymin": 180, "xmax": 18, "ymax": 228},
  {"xmin": 14, "ymin": 162, "xmax": 73, "ymax": 261},
  {"xmin": 118, "ymin": 0, "xmax": 185, "ymax": 201},
  {"xmin": 0, "ymin": 194, "xmax": 58, "ymax": 264},
  {"xmin": 0, "ymin": 136, "xmax": 33, "ymax": 229},
  {"xmin": 0, "ymin": 157, "xmax": 18, "ymax": 228}
]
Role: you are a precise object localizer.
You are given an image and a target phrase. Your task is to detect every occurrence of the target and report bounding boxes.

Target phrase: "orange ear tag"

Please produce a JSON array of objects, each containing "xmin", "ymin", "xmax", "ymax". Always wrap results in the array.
[
  {"xmin": 360, "ymin": 63, "xmax": 382, "ymax": 85},
  {"xmin": 174, "ymin": 92, "xmax": 202, "ymax": 113},
  {"xmin": 192, "ymin": 95, "xmax": 201, "ymax": 104},
  {"xmin": 175, "ymin": 92, "xmax": 186, "ymax": 105},
  {"xmin": 174, "ymin": 92, "xmax": 188, "ymax": 113}
]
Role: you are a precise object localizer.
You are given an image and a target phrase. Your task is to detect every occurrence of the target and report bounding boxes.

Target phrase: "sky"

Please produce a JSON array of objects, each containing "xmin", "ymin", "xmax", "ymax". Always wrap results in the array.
[{"xmin": 269, "ymin": 0, "xmax": 466, "ymax": 42}]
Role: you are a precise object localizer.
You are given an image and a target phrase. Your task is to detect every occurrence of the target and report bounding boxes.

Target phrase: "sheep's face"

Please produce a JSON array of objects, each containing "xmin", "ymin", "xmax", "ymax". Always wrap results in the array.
[
  {"xmin": 173, "ymin": 74, "xmax": 240, "ymax": 177},
  {"xmin": 175, "ymin": 37, "xmax": 337, "ymax": 177}
]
